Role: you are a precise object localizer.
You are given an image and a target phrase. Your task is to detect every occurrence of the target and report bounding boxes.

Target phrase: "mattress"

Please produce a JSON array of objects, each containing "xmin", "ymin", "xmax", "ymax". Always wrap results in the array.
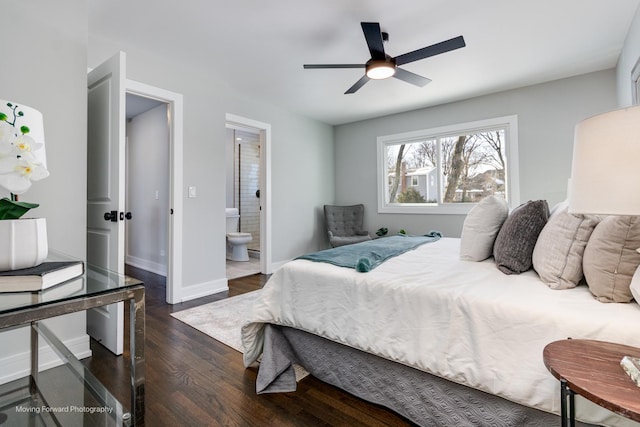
[{"xmin": 241, "ymin": 237, "xmax": 640, "ymax": 427}]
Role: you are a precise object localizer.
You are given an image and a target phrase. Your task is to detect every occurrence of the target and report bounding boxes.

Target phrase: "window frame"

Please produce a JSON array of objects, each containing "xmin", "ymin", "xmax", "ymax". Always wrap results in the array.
[{"xmin": 376, "ymin": 115, "xmax": 520, "ymax": 215}]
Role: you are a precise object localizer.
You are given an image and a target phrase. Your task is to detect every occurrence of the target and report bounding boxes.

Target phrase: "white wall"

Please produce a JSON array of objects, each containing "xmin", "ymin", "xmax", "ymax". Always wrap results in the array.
[
  {"xmin": 126, "ymin": 104, "xmax": 170, "ymax": 275},
  {"xmin": 617, "ymin": 4, "xmax": 640, "ymax": 106},
  {"xmin": 0, "ymin": 0, "xmax": 90, "ymax": 383},
  {"xmin": 88, "ymin": 37, "xmax": 335, "ymax": 299},
  {"xmin": 334, "ymin": 70, "xmax": 618, "ymax": 238}
]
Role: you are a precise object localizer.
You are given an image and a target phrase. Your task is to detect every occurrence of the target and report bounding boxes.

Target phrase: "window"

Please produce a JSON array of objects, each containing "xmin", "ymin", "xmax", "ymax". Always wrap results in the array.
[{"xmin": 377, "ymin": 116, "xmax": 519, "ymax": 214}]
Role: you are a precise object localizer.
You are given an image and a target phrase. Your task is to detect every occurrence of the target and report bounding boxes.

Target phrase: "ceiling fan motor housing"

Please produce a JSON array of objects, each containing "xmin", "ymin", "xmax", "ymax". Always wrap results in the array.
[{"xmin": 365, "ymin": 57, "xmax": 396, "ymax": 79}]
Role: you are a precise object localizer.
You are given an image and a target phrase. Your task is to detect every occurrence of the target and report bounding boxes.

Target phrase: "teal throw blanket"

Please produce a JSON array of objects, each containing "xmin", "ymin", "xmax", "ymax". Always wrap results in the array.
[{"xmin": 297, "ymin": 231, "xmax": 442, "ymax": 272}]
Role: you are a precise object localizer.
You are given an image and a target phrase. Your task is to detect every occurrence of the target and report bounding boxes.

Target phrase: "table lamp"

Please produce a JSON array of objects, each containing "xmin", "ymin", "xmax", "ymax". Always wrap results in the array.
[
  {"xmin": 568, "ymin": 105, "xmax": 640, "ymax": 386},
  {"xmin": 568, "ymin": 105, "xmax": 640, "ymax": 215}
]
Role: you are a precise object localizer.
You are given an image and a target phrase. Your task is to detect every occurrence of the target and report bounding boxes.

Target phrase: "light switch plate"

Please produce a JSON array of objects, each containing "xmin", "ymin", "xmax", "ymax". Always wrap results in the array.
[{"xmin": 188, "ymin": 186, "xmax": 197, "ymax": 198}]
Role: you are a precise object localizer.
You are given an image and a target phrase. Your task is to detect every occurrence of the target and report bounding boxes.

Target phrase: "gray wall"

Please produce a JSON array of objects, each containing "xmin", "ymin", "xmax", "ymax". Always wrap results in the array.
[
  {"xmin": 88, "ymin": 36, "xmax": 335, "ymax": 294},
  {"xmin": 0, "ymin": 0, "xmax": 90, "ymax": 382},
  {"xmin": 617, "ymin": 4, "xmax": 640, "ymax": 106},
  {"xmin": 125, "ymin": 104, "xmax": 170, "ymax": 275},
  {"xmin": 334, "ymin": 69, "xmax": 618, "ymax": 238}
]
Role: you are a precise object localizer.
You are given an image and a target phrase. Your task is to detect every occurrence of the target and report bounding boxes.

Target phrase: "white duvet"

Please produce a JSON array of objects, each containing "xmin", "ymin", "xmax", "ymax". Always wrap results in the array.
[{"xmin": 241, "ymin": 238, "xmax": 640, "ymax": 427}]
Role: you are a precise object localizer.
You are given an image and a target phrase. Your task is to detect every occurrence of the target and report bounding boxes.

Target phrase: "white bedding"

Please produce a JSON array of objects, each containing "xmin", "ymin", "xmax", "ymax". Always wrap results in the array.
[{"xmin": 241, "ymin": 237, "xmax": 640, "ymax": 426}]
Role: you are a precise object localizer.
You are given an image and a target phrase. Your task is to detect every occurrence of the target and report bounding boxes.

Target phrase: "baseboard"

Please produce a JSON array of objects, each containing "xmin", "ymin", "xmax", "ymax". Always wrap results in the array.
[
  {"xmin": 125, "ymin": 255, "xmax": 167, "ymax": 276},
  {"xmin": 179, "ymin": 277, "xmax": 228, "ymax": 303},
  {"xmin": 0, "ymin": 334, "xmax": 92, "ymax": 385}
]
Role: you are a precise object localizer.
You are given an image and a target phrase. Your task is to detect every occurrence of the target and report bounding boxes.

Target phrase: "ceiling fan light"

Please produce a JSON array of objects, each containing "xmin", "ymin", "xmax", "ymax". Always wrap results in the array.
[{"xmin": 366, "ymin": 61, "xmax": 396, "ymax": 79}]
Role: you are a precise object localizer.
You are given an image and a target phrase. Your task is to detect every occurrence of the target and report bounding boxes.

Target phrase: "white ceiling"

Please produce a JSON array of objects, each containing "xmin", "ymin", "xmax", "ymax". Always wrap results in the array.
[{"xmin": 89, "ymin": 0, "xmax": 640, "ymax": 125}]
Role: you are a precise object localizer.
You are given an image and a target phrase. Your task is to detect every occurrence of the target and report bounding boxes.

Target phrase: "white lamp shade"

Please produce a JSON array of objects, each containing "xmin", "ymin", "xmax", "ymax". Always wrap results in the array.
[{"xmin": 568, "ymin": 105, "xmax": 640, "ymax": 215}]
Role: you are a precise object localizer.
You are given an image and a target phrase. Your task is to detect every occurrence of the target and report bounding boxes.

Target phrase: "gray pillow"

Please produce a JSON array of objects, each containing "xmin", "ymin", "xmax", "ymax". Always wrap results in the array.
[
  {"xmin": 493, "ymin": 200, "xmax": 549, "ymax": 274},
  {"xmin": 532, "ymin": 207, "xmax": 600, "ymax": 289},
  {"xmin": 460, "ymin": 195, "xmax": 509, "ymax": 261},
  {"xmin": 583, "ymin": 216, "xmax": 640, "ymax": 303}
]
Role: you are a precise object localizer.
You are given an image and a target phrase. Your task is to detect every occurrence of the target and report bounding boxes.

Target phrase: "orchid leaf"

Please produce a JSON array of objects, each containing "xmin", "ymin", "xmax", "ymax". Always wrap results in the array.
[{"xmin": 0, "ymin": 197, "xmax": 39, "ymax": 220}]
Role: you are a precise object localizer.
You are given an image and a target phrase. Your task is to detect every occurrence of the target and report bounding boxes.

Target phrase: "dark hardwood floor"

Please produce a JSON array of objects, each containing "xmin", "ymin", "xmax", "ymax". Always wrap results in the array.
[{"xmin": 82, "ymin": 266, "xmax": 415, "ymax": 426}]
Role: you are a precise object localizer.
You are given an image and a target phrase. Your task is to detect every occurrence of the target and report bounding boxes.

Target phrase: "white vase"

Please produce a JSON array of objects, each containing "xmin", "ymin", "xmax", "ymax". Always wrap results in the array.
[{"xmin": 0, "ymin": 218, "xmax": 48, "ymax": 271}]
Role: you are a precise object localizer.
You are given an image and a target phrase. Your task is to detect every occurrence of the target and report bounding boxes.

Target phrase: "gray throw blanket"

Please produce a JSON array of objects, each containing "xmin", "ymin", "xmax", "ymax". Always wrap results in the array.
[{"xmin": 297, "ymin": 231, "xmax": 442, "ymax": 272}]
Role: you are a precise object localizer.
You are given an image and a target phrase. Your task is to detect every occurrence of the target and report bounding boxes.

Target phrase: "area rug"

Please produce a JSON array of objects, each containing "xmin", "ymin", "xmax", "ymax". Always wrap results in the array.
[{"xmin": 171, "ymin": 290, "xmax": 309, "ymax": 381}]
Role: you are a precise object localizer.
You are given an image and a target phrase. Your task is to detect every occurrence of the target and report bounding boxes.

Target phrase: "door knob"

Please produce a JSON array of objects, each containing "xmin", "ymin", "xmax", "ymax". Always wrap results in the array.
[
  {"xmin": 104, "ymin": 210, "xmax": 117, "ymax": 222},
  {"xmin": 125, "ymin": 212, "xmax": 132, "ymax": 220}
]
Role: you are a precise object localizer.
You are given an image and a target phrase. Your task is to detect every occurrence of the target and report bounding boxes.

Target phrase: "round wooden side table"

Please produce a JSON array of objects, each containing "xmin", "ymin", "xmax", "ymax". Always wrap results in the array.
[{"xmin": 543, "ymin": 339, "xmax": 640, "ymax": 427}]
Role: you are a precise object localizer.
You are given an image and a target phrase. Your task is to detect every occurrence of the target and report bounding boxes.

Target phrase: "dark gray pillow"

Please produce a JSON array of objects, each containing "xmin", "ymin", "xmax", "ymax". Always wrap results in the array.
[{"xmin": 493, "ymin": 200, "xmax": 549, "ymax": 274}]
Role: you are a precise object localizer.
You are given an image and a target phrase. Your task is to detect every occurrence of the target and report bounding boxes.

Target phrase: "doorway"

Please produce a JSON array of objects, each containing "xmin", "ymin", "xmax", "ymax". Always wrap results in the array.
[
  {"xmin": 225, "ymin": 114, "xmax": 272, "ymax": 277},
  {"xmin": 126, "ymin": 79, "xmax": 184, "ymax": 304},
  {"xmin": 125, "ymin": 93, "xmax": 170, "ymax": 277},
  {"xmin": 226, "ymin": 127, "xmax": 261, "ymax": 279}
]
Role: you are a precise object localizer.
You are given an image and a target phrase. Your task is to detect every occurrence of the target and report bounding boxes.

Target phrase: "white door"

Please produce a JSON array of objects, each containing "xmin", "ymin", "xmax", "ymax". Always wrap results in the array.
[{"xmin": 86, "ymin": 51, "xmax": 126, "ymax": 355}]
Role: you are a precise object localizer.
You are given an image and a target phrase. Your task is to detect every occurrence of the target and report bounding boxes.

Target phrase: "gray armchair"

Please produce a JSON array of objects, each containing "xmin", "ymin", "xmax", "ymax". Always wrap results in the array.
[{"xmin": 324, "ymin": 204, "xmax": 372, "ymax": 247}]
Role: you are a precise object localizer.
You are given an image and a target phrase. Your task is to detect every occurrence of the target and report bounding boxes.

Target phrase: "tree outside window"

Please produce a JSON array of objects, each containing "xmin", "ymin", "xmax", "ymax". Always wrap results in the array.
[{"xmin": 377, "ymin": 116, "xmax": 519, "ymax": 214}]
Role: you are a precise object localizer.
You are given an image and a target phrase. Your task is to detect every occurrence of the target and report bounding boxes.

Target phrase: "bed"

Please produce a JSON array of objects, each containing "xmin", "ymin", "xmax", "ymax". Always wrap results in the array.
[{"xmin": 241, "ymin": 202, "xmax": 640, "ymax": 427}]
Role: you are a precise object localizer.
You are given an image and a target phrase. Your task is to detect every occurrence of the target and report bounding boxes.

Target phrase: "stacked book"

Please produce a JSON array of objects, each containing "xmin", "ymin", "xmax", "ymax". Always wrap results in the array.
[{"xmin": 0, "ymin": 261, "xmax": 84, "ymax": 292}]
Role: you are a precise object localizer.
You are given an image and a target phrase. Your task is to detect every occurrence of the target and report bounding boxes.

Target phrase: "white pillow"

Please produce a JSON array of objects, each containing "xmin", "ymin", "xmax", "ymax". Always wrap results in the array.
[
  {"xmin": 460, "ymin": 195, "xmax": 509, "ymax": 261},
  {"xmin": 532, "ymin": 207, "xmax": 599, "ymax": 289}
]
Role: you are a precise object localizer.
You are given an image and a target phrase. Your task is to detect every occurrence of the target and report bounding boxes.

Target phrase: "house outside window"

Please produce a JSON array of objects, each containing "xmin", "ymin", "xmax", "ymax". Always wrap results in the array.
[{"xmin": 377, "ymin": 115, "xmax": 520, "ymax": 214}]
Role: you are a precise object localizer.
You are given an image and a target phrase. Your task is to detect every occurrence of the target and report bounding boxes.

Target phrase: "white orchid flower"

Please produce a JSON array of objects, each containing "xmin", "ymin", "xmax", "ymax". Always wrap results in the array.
[
  {"xmin": 0, "ymin": 132, "xmax": 45, "ymax": 175},
  {"xmin": 13, "ymin": 133, "xmax": 43, "ymax": 155},
  {"xmin": 0, "ymin": 154, "xmax": 49, "ymax": 195},
  {"xmin": 0, "ymin": 121, "xmax": 48, "ymax": 194},
  {"xmin": 0, "ymin": 101, "xmax": 48, "ymax": 219}
]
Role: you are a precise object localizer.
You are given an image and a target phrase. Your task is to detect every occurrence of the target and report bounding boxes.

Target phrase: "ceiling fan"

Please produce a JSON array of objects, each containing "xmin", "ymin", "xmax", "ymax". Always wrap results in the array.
[{"xmin": 303, "ymin": 22, "xmax": 466, "ymax": 94}]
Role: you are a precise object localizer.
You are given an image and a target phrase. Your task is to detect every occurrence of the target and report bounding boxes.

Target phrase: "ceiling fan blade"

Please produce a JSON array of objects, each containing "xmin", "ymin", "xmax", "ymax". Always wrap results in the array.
[
  {"xmin": 361, "ymin": 22, "xmax": 386, "ymax": 60},
  {"xmin": 394, "ymin": 36, "xmax": 466, "ymax": 66},
  {"xmin": 393, "ymin": 68, "xmax": 432, "ymax": 87},
  {"xmin": 345, "ymin": 75, "xmax": 370, "ymax": 94},
  {"xmin": 303, "ymin": 64, "xmax": 366, "ymax": 69}
]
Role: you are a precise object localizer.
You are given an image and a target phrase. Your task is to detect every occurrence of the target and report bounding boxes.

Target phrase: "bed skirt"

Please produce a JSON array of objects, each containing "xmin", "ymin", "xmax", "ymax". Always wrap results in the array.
[{"xmin": 258, "ymin": 324, "xmax": 596, "ymax": 427}]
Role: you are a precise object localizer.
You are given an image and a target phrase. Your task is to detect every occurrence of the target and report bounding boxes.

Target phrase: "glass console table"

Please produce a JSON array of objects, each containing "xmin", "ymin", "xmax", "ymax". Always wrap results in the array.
[{"xmin": 0, "ymin": 253, "xmax": 145, "ymax": 426}]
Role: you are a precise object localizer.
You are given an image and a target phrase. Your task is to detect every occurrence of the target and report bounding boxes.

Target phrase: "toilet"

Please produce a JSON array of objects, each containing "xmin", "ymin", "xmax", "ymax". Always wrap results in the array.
[{"xmin": 226, "ymin": 208, "xmax": 253, "ymax": 261}]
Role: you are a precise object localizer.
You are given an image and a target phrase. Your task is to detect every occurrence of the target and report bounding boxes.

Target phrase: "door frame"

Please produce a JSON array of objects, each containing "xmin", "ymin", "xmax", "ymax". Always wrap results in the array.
[
  {"xmin": 225, "ymin": 114, "xmax": 272, "ymax": 275},
  {"xmin": 127, "ymin": 79, "xmax": 184, "ymax": 304}
]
